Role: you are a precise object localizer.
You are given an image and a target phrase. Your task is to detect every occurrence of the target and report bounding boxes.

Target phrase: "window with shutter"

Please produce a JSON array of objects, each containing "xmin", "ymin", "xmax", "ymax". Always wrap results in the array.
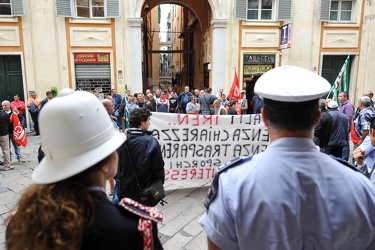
[
  {"xmin": 56, "ymin": 0, "xmax": 73, "ymax": 17},
  {"xmin": 234, "ymin": 0, "xmax": 247, "ymax": 20},
  {"xmin": 235, "ymin": 0, "xmax": 277, "ymax": 21},
  {"xmin": 55, "ymin": 0, "xmax": 120, "ymax": 18},
  {"xmin": 277, "ymin": 0, "xmax": 292, "ymax": 20},
  {"xmin": 11, "ymin": 0, "xmax": 25, "ymax": 16},
  {"xmin": 106, "ymin": 0, "xmax": 119, "ymax": 18},
  {"xmin": 320, "ymin": 0, "xmax": 354, "ymax": 22},
  {"xmin": 320, "ymin": 0, "xmax": 331, "ymax": 21},
  {"xmin": 0, "ymin": 0, "xmax": 24, "ymax": 16}
]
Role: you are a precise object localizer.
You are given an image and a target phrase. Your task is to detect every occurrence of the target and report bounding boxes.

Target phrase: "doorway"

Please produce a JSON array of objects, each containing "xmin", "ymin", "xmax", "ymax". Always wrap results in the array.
[
  {"xmin": 0, "ymin": 55, "xmax": 24, "ymax": 102},
  {"xmin": 322, "ymin": 55, "xmax": 351, "ymax": 86},
  {"xmin": 244, "ymin": 75, "xmax": 260, "ymax": 114}
]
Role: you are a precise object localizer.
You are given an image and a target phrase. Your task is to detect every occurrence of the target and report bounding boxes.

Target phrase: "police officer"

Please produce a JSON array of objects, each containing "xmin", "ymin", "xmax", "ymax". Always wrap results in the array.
[{"xmin": 199, "ymin": 65, "xmax": 375, "ymax": 250}]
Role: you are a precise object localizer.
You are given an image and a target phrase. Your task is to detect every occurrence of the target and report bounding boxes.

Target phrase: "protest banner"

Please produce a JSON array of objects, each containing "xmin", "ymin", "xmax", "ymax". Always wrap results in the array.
[{"xmin": 149, "ymin": 112, "xmax": 269, "ymax": 182}]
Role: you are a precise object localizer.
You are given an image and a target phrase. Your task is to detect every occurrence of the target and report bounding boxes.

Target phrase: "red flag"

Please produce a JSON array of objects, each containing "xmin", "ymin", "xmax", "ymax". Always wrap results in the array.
[
  {"xmin": 228, "ymin": 70, "xmax": 240, "ymax": 101},
  {"xmin": 10, "ymin": 112, "xmax": 28, "ymax": 147}
]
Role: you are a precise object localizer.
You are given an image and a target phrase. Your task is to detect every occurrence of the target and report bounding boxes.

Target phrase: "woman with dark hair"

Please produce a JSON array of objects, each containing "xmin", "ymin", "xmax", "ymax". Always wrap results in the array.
[{"xmin": 6, "ymin": 90, "xmax": 163, "ymax": 250}]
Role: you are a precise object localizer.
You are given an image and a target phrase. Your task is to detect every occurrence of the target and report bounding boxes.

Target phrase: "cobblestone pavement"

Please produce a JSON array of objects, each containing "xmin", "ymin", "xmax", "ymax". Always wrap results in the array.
[{"xmin": 0, "ymin": 134, "xmax": 210, "ymax": 250}]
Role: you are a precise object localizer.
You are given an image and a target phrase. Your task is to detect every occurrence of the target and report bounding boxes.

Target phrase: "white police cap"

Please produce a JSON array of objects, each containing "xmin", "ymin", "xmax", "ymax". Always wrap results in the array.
[{"xmin": 254, "ymin": 65, "xmax": 331, "ymax": 102}]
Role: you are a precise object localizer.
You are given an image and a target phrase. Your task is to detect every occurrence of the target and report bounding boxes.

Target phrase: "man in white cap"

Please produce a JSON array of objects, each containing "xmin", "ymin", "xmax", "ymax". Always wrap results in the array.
[
  {"xmin": 199, "ymin": 65, "xmax": 375, "ymax": 250},
  {"xmin": 324, "ymin": 100, "xmax": 349, "ymax": 157}
]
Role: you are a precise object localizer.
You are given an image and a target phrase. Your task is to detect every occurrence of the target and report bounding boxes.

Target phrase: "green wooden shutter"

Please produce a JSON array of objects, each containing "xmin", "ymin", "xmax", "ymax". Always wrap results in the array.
[
  {"xmin": 55, "ymin": 0, "xmax": 73, "ymax": 17},
  {"xmin": 106, "ymin": 0, "xmax": 120, "ymax": 18},
  {"xmin": 11, "ymin": 0, "xmax": 25, "ymax": 16},
  {"xmin": 277, "ymin": 0, "xmax": 292, "ymax": 20},
  {"xmin": 320, "ymin": 0, "xmax": 330, "ymax": 21},
  {"xmin": 234, "ymin": 0, "xmax": 247, "ymax": 20}
]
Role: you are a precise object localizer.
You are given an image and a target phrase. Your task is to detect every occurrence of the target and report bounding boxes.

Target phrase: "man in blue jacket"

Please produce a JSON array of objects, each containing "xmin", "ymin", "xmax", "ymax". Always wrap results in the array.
[
  {"xmin": 178, "ymin": 86, "xmax": 193, "ymax": 114},
  {"xmin": 325, "ymin": 100, "xmax": 349, "ymax": 158}
]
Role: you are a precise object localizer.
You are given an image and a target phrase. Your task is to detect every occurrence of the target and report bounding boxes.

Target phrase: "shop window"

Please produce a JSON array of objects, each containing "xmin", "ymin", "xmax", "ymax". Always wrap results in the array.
[
  {"xmin": 56, "ymin": 0, "xmax": 120, "ymax": 18},
  {"xmin": 0, "ymin": 0, "xmax": 25, "ymax": 16},
  {"xmin": 320, "ymin": 0, "xmax": 355, "ymax": 22},
  {"xmin": 234, "ymin": 0, "xmax": 292, "ymax": 21}
]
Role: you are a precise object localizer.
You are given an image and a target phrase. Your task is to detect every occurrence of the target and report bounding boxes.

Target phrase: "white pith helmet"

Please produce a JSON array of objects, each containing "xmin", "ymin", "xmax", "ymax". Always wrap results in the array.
[{"xmin": 32, "ymin": 89, "xmax": 125, "ymax": 184}]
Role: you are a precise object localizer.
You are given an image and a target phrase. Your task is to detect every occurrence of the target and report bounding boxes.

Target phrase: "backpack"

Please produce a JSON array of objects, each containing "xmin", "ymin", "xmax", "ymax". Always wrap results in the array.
[{"xmin": 252, "ymin": 95, "xmax": 263, "ymax": 114}]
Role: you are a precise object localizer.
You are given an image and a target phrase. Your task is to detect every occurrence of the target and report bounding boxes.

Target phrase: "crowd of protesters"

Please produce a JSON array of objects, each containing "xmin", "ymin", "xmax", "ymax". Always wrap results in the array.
[{"xmin": 104, "ymin": 85, "xmax": 262, "ymax": 122}]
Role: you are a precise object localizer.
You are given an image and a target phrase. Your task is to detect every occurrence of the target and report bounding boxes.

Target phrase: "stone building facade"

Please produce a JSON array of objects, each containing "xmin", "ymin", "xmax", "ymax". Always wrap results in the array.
[{"xmin": 0, "ymin": 0, "xmax": 374, "ymax": 118}]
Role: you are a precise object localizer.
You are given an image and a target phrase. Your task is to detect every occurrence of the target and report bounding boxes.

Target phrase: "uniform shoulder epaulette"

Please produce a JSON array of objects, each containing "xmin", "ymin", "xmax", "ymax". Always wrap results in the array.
[
  {"xmin": 204, "ymin": 155, "xmax": 253, "ymax": 209},
  {"xmin": 118, "ymin": 198, "xmax": 164, "ymax": 224},
  {"xmin": 329, "ymin": 155, "xmax": 360, "ymax": 173}
]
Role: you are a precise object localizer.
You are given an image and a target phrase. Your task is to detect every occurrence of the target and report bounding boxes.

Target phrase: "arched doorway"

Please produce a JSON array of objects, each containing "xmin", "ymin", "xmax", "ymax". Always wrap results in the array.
[{"xmin": 128, "ymin": 0, "xmax": 227, "ymax": 96}]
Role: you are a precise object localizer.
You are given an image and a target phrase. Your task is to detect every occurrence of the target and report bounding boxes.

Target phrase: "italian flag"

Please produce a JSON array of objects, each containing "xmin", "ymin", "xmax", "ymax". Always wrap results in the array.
[{"xmin": 327, "ymin": 55, "xmax": 351, "ymax": 101}]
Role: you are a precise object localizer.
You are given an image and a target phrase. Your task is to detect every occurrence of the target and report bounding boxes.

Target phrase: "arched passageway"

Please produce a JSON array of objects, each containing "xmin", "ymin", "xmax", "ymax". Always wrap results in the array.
[{"xmin": 128, "ymin": 0, "xmax": 227, "ymax": 95}]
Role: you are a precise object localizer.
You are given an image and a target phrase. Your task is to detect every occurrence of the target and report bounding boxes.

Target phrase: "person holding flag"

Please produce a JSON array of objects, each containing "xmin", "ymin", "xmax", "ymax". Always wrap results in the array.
[{"xmin": 1, "ymin": 100, "xmax": 27, "ymax": 164}]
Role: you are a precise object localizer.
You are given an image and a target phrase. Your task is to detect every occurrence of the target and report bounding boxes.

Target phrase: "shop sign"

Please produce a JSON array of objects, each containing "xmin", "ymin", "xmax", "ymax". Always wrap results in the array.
[
  {"xmin": 243, "ymin": 65, "xmax": 273, "ymax": 75},
  {"xmin": 280, "ymin": 24, "xmax": 292, "ymax": 49},
  {"xmin": 74, "ymin": 53, "xmax": 110, "ymax": 64},
  {"xmin": 243, "ymin": 54, "xmax": 275, "ymax": 64}
]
